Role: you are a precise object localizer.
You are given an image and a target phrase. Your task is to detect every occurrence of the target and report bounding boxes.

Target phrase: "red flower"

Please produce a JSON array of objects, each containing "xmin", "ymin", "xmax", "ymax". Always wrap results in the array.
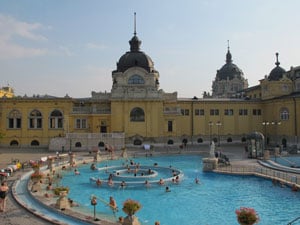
[{"xmin": 235, "ymin": 207, "xmax": 259, "ymax": 225}]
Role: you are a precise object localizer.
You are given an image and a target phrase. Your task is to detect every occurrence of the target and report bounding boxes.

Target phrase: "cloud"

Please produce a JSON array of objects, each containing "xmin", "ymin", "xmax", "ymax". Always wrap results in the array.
[
  {"xmin": 0, "ymin": 14, "xmax": 48, "ymax": 59},
  {"xmin": 85, "ymin": 42, "xmax": 107, "ymax": 50},
  {"xmin": 58, "ymin": 46, "xmax": 75, "ymax": 56}
]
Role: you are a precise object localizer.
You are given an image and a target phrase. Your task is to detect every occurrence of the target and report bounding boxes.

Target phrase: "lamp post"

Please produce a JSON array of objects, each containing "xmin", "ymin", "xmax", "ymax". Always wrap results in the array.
[
  {"xmin": 91, "ymin": 196, "xmax": 99, "ymax": 221},
  {"xmin": 209, "ymin": 121, "xmax": 213, "ymax": 145},
  {"xmin": 271, "ymin": 121, "xmax": 281, "ymax": 162},
  {"xmin": 216, "ymin": 121, "xmax": 222, "ymax": 147},
  {"xmin": 271, "ymin": 121, "xmax": 281, "ymax": 146},
  {"xmin": 262, "ymin": 121, "xmax": 270, "ymax": 149}
]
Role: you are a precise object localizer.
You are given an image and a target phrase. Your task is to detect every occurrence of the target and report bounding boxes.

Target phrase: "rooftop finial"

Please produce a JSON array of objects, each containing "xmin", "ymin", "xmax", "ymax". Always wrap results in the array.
[
  {"xmin": 226, "ymin": 40, "xmax": 232, "ymax": 64},
  {"xmin": 275, "ymin": 52, "xmax": 280, "ymax": 66},
  {"xmin": 134, "ymin": 12, "xmax": 137, "ymax": 36}
]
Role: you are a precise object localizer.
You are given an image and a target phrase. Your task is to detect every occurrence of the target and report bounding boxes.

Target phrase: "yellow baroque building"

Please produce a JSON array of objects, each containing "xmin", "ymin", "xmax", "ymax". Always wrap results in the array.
[{"xmin": 0, "ymin": 32, "xmax": 300, "ymax": 151}]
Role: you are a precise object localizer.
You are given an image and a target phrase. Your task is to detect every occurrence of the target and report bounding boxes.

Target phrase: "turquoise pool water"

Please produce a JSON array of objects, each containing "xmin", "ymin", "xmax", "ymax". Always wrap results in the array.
[{"xmin": 59, "ymin": 155, "xmax": 300, "ymax": 225}]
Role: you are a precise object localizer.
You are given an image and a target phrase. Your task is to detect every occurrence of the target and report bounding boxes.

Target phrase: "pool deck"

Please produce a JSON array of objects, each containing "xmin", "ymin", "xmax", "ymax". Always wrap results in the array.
[{"xmin": 0, "ymin": 144, "xmax": 298, "ymax": 225}]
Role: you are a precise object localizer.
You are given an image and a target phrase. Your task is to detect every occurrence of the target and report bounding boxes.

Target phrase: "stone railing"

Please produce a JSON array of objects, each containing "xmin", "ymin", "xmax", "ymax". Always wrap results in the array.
[{"xmin": 215, "ymin": 165, "xmax": 300, "ymax": 186}]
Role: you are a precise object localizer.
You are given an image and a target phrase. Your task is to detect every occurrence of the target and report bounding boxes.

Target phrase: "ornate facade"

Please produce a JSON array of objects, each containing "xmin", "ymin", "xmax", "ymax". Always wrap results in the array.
[
  {"xmin": 0, "ymin": 31, "xmax": 299, "ymax": 151},
  {"xmin": 212, "ymin": 46, "xmax": 248, "ymax": 98}
]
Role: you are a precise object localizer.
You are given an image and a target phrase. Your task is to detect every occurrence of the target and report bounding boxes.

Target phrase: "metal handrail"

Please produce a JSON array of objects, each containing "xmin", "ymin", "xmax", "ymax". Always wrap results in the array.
[
  {"xmin": 287, "ymin": 216, "xmax": 300, "ymax": 225},
  {"xmin": 276, "ymin": 155, "xmax": 296, "ymax": 167}
]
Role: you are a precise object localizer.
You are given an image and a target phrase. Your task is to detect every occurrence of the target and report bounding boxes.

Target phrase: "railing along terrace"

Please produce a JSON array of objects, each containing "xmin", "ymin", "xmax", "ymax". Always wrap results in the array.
[
  {"xmin": 72, "ymin": 107, "xmax": 111, "ymax": 114},
  {"xmin": 216, "ymin": 165, "xmax": 300, "ymax": 186}
]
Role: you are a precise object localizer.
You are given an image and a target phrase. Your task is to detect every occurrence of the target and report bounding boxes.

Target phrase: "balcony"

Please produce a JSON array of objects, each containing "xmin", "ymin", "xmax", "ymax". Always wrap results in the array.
[{"xmin": 72, "ymin": 107, "xmax": 111, "ymax": 115}]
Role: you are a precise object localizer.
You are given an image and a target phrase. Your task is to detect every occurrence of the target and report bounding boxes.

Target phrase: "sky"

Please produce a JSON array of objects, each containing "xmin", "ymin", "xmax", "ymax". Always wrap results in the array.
[{"xmin": 0, "ymin": 0, "xmax": 299, "ymax": 98}]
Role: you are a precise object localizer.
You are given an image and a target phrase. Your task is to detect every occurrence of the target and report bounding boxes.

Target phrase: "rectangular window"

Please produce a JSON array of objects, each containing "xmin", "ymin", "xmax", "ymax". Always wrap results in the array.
[
  {"xmin": 168, "ymin": 121, "xmax": 173, "ymax": 132},
  {"xmin": 8, "ymin": 118, "xmax": 14, "ymax": 128},
  {"xmin": 224, "ymin": 109, "xmax": 234, "ymax": 116},
  {"xmin": 253, "ymin": 109, "xmax": 262, "ymax": 116},
  {"xmin": 195, "ymin": 109, "xmax": 204, "ymax": 116},
  {"xmin": 210, "ymin": 109, "xmax": 219, "ymax": 116},
  {"xmin": 50, "ymin": 118, "xmax": 55, "ymax": 128},
  {"xmin": 75, "ymin": 118, "xmax": 87, "ymax": 129},
  {"xmin": 239, "ymin": 109, "xmax": 248, "ymax": 116},
  {"xmin": 57, "ymin": 118, "xmax": 63, "ymax": 128},
  {"xmin": 16, "ymin": 118, "xmax": 21, "ymax": 128},
  {"xmin": 181, "ymin": 109, "xmax": 189, "ymax": 116},
  {"xmin": 29, "ymin": 119, "xmax": 35, "ymax": 128},
  {"xmin": 37, "ymin": 118, "xmax": 42, "ymax": 128},
  {"xmin": 82, "ymin": 119, "xmax": 87, "ymax": 128},
  {"xmin": 76, "ymin": 119, "xmax": 81, "ymax": 129}
]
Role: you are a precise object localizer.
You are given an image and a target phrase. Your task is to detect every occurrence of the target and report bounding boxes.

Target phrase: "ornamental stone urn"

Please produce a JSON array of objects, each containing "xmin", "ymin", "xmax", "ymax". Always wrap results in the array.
[
  {"xmin": 56, "ymin": 190, "xmax": 70, "ymax": 210},
  {"xmin": 123, "ymin": 215, "xmax": 141, "ymax": 225}
]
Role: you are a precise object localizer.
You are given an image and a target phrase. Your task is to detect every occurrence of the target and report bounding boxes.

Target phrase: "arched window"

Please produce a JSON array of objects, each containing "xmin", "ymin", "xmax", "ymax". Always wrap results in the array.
[
  {"xmin": 197, "ymin": 138, "xmax": 203, "ymax": 143},
  {"xmin": 130, "ymin": 107, "xmax": 145, "ymax": 122},
  {"xmin": 49, "ymin": 110, "xmax": 63, "ymax": 128},
  {"xmin": 280, "ymin": 108, "xmax": 289, "ymax": 120},
  {"xmin": 8, "ymin": 110, "xmax": 22, "ymax": 129},
  {"xmin": 31, "ymin": 140, "xmax": 39, "ymax": 146},
  {"xmin": 10, "ymin": 140, "xmax": 19, "ymax": 146},
  {"xmin": 75, "ymin": 142, "xmax": 82, "ymax": 147},
  {"xmin": 128, "ymin": 75, "xmax": 144, "ymax": 84},
  {"xmin": 227, "ymin": 137, "xmax": 233, "ymax": 142},
  {"xmin": 133, "ymin": 139, "xmax": 142, "ymax": 145},
  {"xmin": 167, "ymin": 139, "xmax": 174, "ymax": 145},
  {"xmin": 29, "ymin": 110, "xmax": 42, "ymax": 129},
  {"xmin": 241, "ymin": 137, "xmax": 246, "ymax": 142},
  {"xmin": 98, "ymin": 142, "xmax": 105, "ymax": 147}
]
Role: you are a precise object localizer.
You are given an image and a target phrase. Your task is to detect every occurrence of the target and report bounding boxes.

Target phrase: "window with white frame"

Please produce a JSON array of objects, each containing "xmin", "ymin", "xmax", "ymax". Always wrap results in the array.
[
  {"xmin": 75, "ymin": 118, "xmax": 87, "ymax": 129},
  {"xmin": 29, "ymin": 110, "xmax": 42, "ymax": 129},
  {"xmin": 49, "ymin": 110, "xmax": 63, "ymax": 129},
  {"xmin": 224, "ymin": 109, "xmax": 234, "ymax": 116},
  {"xmin": 8, "ymin": 110, "xmax": 22, "ymax": 129},
  {"xmin": 280, "ymin": 108, "xmax": 289, "ymax": 120},
  {"xmin": 128, "ymin": 74, "xmax": 145, "ymax": 84}
]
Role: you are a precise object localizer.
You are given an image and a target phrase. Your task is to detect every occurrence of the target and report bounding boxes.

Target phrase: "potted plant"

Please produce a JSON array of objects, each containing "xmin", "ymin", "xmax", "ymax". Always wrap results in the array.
[
  {"xmin": 122, "ymin": 199, "xmax": 142, "ymax": 225},
  {"xmin": 31, "ymin": 162, "xmax": 41, "ymax": 172},
  {"xmin": 54, "ymin": 186, "xmax": 70, "ymax": 210},
  {"xmin": 30, "ymin": 172, "xmax": 43, "ymax": 181},
  {"xmin": 53, "ymin": 186, "xmax": 69, "ymax": 196},
  {"xmin": 235, "ymin": 207, "xmax": 259, "ymax": 225}
]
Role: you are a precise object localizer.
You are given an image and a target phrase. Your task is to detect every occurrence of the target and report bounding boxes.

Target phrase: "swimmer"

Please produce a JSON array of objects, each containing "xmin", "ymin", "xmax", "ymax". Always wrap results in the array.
[
  {"xmin": 120, "ymin": 181, "xmax": 126, "ymax": 188},
  {"xmin": 96, "ymin": 178, "xmax": 102, "ymax": 186},
  {"xmin": 195, "ymin": 177, "xmax": 200, "ymax": 184},
  {"xmin": 145, "ymin": 180, "xmax": 151, "ymax": 188},
  {"xmin": 74, "ymin": 169, "xmax": 80, "ymax": 175},
  {"xmin": 90, "ymin": 163, "xmax": 97, "ymax": 170},
  {"xmin": 158, "ymin": 178, "xmax": 165, "ymax": 185},
  {"xmin": 165, "ymin": 186, "xmax": 171, "ymax": 192},
  {"xmin": 109, "ymin": 196, "xmax": 118, "ymax": 211}
]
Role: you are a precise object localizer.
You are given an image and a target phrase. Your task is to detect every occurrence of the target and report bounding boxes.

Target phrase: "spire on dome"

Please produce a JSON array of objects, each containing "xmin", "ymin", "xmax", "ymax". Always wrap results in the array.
[
  {"xmin": 226, "ymin": 40, "xmax": 232, "ymax": 64},
  {"xmin": 275, "ymin": 52, "xmax": 280, "ymax": 66},
  {"xmin": 134, "ymin": 12, "xmax": 137, "ymax": 36},
  {"xmin": 129, "ymin": 12, "xmax": 141, "ymax": 52}
]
